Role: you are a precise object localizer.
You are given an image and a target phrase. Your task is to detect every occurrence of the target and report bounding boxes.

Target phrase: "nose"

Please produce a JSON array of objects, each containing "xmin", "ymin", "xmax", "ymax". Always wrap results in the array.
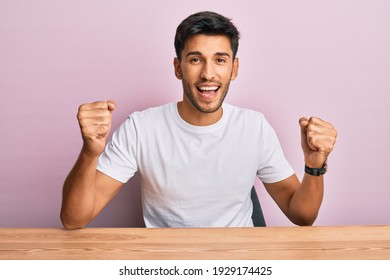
[{"xmin": 200, "ymin": 61, "xmax": 216, "ymax": 81}]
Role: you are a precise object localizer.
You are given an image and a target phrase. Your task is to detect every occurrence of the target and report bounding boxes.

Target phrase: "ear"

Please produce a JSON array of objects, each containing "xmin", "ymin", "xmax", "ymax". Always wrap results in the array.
[
  {"xmin": 230, "ymin": 57, "xmax": 239, "ymax": 81},
  {"xmin": 173, "ymin": 57, "xmax": 182, "ymax": 80}
]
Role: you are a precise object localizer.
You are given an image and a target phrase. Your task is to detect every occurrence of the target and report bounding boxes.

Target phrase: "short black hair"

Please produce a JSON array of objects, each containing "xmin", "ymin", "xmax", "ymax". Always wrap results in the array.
[{"xmin": 174, "ymin": 11, "xmax": 240, "ymax": 60}]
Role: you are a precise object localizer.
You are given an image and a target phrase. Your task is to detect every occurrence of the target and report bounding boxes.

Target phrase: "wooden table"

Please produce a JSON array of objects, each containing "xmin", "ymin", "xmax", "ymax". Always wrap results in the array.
[{"xmin": 1, "ymin": 225, "xmax": 389, "ymax": 260}]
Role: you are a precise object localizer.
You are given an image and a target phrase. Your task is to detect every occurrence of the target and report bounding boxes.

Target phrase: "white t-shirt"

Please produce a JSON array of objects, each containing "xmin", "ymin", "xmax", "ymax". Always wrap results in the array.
[{"xmin": 97, "ymin": 102, "xmax": 294, "ymax": 227}]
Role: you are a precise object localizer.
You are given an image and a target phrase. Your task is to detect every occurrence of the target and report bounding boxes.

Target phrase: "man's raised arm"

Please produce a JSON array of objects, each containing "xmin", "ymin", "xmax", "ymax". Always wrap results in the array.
[
  {"xmin": 60, "ymin": 100, "xmax": 123, "ymax": 229},
  {"xmin": 264, "ymin": 117, "xmax": 337, "ymax": 226}
]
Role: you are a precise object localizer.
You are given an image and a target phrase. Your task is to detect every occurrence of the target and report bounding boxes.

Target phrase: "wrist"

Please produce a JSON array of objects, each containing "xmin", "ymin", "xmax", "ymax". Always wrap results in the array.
[
  {"xmin": 81, "ymin": 141, "xmax": 105, "ymax": 158},
  {"xmin": 304, "ymin": 162, "xmax": 327, "ymax": 176},
  {"xmin": 80, "ymin": 144, "xmax": 103, "ymax": 160}
]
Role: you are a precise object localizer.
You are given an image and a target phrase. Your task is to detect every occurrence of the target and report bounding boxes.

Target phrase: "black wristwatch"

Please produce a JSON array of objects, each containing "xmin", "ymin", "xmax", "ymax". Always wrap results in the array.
[{"xmin": 305, "ymin": 163, "xmax": 327, "ymax": 176}]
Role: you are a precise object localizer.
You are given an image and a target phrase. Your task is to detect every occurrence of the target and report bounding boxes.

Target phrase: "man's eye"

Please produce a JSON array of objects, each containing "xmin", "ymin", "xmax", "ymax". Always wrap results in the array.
[
  {"xmin": 216, "ymin": 58, "xmax": 226, "ymax": 64},
  {"xmin": 190, "ymin": 58, "xmax": 201, "ymax": 63}
]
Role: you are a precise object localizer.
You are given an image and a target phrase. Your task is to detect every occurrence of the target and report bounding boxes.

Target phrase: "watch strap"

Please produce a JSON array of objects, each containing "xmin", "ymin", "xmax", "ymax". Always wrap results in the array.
[{"xmin": 305, "ymin": 163, "xmax": 327, "ymax": 176}]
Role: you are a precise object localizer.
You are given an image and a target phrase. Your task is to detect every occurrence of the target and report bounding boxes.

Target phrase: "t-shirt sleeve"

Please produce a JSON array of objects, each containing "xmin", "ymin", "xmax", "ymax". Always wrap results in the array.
[
  {"xmin": 97, "ymin": 116, "xmax": 138, "ymax": 183},
  {"xmin": 256, "ymin": 118, "xmax": 295, "ymax": 183}
]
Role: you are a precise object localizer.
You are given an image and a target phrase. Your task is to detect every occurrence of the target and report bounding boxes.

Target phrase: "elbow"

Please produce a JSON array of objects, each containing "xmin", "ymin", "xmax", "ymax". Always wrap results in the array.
[
  {"xmin": 293, "ymin": 219, "xmax": 316, "ymax": 226},
  {"xmin": 60, "ymin": 212, "xmax": 87, "ymax": 230},
  {"xmin": 61, "ymin": 220, "xmax": 85, "ymax": 230},
  {"xmin": 289, "ymin": 211, "xmax": 318, "ymax": 226},
  {"xmin": 62, "ymin": 222, "xmax": 84, "ymax": 230},
  {"xmin": 287, "ymin": 201, "xmax": 320, "ymax": 226}
]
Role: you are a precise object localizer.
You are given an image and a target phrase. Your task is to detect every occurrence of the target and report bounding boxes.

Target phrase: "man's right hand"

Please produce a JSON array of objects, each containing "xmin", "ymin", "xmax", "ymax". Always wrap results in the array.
[
  {"xmin": 61, "ymin": 100, "xmax": 121, "ymax": 229},
  {"xmin": 77, "ymin": 100, "xmax": 116, "ymax": 157}
]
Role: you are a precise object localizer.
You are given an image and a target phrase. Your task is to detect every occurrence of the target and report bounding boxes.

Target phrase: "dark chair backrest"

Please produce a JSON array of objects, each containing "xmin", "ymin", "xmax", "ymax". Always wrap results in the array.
[{"xmin": 251, "ymin": 186, "xmax": 266, "ymax": 227}]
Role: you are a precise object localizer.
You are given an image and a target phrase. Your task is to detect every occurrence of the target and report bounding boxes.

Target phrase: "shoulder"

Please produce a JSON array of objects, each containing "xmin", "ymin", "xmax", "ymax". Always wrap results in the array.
[
  {"xmin": 223, "ymin": 103, "xmax": 277, "ymax": 138},
  {"xmin": 129, "ymin": 103, "xmax": 174, "ymax": 119},
  {"xmin": 123, "ymin": 103, "xmax": 175, "ymax": 127},
  {"xmin": 112, "ymin": 103, "xmax": 174, "ymax": 135},
  {"xmin": 224, "ymin": 103, "xmax": 267, "ymax": 124}
]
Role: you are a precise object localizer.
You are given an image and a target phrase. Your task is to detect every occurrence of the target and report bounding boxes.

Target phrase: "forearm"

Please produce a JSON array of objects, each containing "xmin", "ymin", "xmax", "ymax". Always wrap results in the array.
[
  {"xmin": 288, "ymin": 174, "xmax": 324, "ymax": 226},
  {"xmin": 60, "ymin": 148, "xmax": 99, "ymax": 229}
]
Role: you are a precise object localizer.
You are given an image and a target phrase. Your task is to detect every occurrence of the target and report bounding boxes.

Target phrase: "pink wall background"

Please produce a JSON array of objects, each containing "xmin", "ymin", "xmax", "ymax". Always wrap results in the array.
[{"xmin": 1, "ymin": 0, "xmax": 389, "ymax": 227}]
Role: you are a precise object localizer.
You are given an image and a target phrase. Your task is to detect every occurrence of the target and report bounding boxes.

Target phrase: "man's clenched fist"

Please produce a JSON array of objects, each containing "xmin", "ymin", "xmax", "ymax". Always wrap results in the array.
[
  {"xmin": 299, "ymin": 116, "xmax": 337, "ymax": 169},
  {"xmin": 77, "ymin": 100, "xmax": 116, "ymax": 157}
]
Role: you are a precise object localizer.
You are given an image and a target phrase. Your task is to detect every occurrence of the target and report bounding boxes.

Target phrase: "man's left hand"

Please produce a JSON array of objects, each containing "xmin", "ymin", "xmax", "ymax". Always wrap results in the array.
[{"xmin": 299, "ymin": 117, "xmax": 337, "ymax": 168}]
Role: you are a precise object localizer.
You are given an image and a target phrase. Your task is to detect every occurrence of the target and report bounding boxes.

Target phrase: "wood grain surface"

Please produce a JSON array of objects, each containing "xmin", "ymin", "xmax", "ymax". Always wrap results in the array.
[{"xmin": 1, "ymin": 226, "xmax": 389, "ymax": 260}]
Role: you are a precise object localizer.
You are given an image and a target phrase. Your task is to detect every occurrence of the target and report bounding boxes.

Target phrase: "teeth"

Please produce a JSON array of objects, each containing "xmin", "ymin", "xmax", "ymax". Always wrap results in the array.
[{"xmin": 199, "ymin": 86, "xmax": 218, "ymax": 91}]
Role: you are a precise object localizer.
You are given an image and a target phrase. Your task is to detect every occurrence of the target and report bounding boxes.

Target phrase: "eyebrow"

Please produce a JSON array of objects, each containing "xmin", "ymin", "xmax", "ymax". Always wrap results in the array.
[{"xmin": 185, "ymin": 51, "xmax": 231, "ymax": 58}]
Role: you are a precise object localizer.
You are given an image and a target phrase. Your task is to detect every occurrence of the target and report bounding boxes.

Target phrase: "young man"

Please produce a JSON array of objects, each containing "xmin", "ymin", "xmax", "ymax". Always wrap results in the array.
[{"xmin": 61, "ymin": 11, "xmax": 337, "ymax": 229}]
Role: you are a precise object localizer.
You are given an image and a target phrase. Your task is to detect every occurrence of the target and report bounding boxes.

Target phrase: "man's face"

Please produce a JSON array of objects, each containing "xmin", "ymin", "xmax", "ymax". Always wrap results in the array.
[{"xmin": 174, "ymin": 34, "xmax": 239, "ymax": 114}]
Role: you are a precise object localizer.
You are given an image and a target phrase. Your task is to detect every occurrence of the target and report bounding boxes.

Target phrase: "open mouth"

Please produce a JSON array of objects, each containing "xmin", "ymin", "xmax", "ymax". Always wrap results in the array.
[{"xmin": 196, "ymin": 85, "xmax": 221, "ymax": 99}]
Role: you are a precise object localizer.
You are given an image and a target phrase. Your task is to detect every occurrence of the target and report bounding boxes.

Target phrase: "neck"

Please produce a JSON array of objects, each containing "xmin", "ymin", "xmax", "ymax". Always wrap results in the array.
[{"xmin": 177, "ymin": 101, "xmax": 223, "ymax": 126}]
